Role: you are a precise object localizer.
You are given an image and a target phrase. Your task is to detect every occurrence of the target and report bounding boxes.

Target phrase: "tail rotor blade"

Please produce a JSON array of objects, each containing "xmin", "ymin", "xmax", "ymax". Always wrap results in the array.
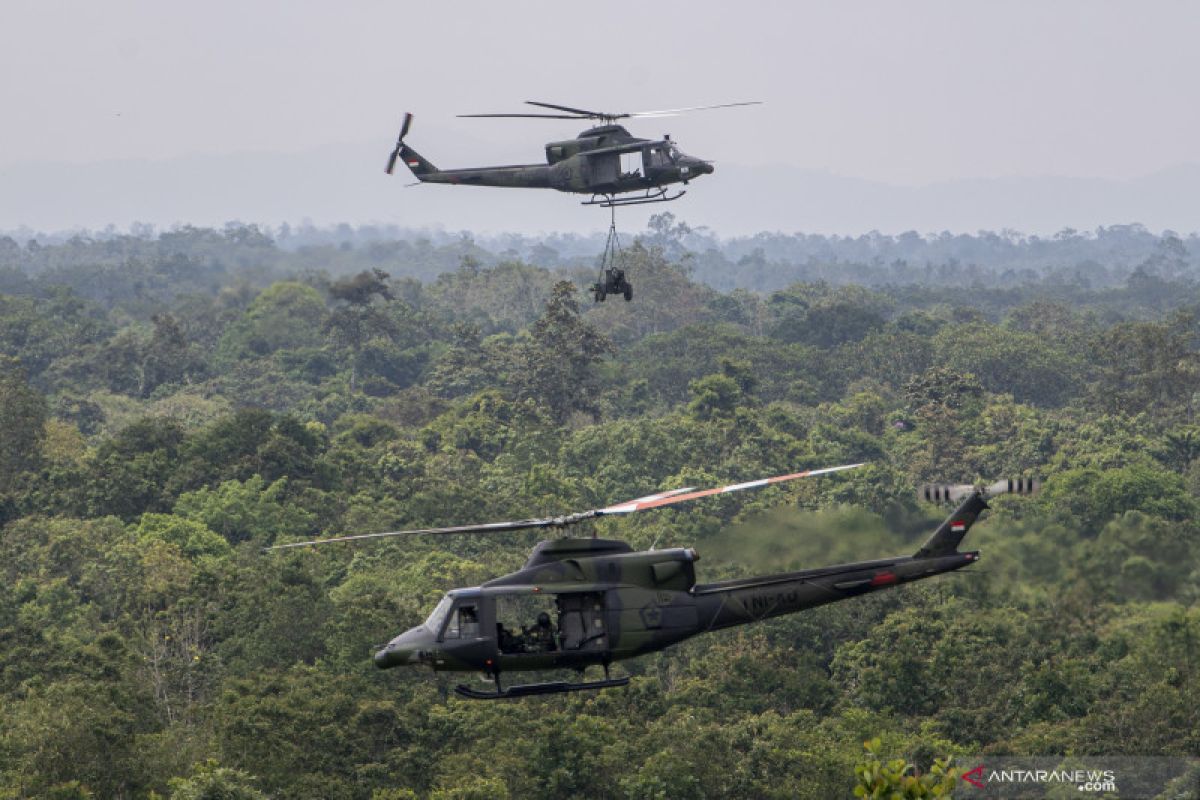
[
  {"xmin": 919, "ymin": 484, "xmax": 977, "ymax": 504},
  {"xmin": 385, "ymin": 113, "xmax": 413, "ymax": 175},
  {"xmin": 983, "ymin": 477, "xmax": 1041, "ymax": 497},
  {"xmin": 920, "ymin": 478, "xmax": 1042, "ymax": 504}
]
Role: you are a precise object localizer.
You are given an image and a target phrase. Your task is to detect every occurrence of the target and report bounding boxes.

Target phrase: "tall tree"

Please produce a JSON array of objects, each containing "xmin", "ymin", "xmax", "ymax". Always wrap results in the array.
[
  {"xmin": 324, "ymin": 269, "xmax": 398, "ymax": 393},
  {"xmin": 512, "ymin": 281, "xmax": 613, "ymax": 423},
  {"xmin": 0, "ymin": 357, "xmax": 47, "ymax": 487}
]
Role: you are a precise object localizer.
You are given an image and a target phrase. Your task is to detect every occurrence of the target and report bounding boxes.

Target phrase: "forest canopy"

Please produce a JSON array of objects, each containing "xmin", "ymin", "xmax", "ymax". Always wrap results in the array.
[{"xmin": 1, "ymin": 221, "xmax": 1198, "ymax": 798}]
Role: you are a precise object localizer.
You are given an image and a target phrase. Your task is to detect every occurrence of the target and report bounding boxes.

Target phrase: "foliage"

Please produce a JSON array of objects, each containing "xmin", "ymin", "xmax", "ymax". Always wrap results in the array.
[
  {"xmin": 0, "ymin": 357, "xmax": 46, "ymax": 493},
  {"xmin": 853, "ymin": 738, "xmax": 958, "ymax": 798},
  {"xmin": 1, "ymin": 224, "xmax": 1199, "ymax": 797},
  {"xmin": 511, "ymin": 280, "xmax": 613, "ymax": 423},
  {"xmin": 167, "ymin": 760, "xmax": 267, "ymax": 800}
]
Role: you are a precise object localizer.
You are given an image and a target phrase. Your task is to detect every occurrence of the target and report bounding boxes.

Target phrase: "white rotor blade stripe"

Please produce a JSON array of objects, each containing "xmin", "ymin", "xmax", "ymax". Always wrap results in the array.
[
  {"xmin": 625, "ymin": 487, "xmax": 695, "ymax": 504},
  {"xmin": 599, "ymin": 487, "xmax": 697, "ymax": 514},
  {"xmin": 629, "ymin": 101, "xmax": 763, "ymax": 117},
  {"xmin": 598, "ymin": 463, "xmax": 863, "ymax": 514}
]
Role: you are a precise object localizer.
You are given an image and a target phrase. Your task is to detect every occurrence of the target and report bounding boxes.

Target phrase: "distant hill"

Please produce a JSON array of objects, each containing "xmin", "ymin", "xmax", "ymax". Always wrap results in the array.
[{"xmin": 2, "ymin": 143, "xmax": 1199, "ymax": 237}]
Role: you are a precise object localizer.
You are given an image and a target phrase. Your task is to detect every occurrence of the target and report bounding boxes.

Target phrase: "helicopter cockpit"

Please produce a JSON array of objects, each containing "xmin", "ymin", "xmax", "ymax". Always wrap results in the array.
[
  {"xmin": 422, "ymin": 589, "xmax": 608, "ymax": 659},
  {"xmin": 652, "ymin": 143, "xmax": 684, "ymax": 166},
  {"xmin": 426, "ymin": 592, "xmax": 483, "ymax": 641}
]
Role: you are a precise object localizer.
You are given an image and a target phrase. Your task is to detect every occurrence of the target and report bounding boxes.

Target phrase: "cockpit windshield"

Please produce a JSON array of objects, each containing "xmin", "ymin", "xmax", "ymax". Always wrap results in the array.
[
  {"xmin": 647, "ymin": 145, "xmax": 677, "ymax": 168},
  {"xmin": 424, "ymin": 595, "xmax": 453, "ymax": 632}
]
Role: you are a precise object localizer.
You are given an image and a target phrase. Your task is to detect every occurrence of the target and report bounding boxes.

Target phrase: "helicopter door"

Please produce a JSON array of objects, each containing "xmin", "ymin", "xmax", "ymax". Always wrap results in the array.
[
  {"xmin": 557, "ymin": 592, "xmax": 607, "ymax": 651},
  {"xmin": 589, "ymin": 154, "xmax": 619, "ymax": 186},
  {"xmin": 619, "ymin": 150, "xmax": 643, "ymax": 179}
]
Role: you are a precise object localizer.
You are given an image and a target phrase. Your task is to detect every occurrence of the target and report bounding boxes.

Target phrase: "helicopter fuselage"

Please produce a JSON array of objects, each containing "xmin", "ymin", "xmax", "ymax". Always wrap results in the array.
[
  {"xmin": 397, "ymin": 124, "xmax": 713, "ymax": 199},
  {"xmin": 374, "ymin": 499, "xmax": 983, "ymax": 680}
]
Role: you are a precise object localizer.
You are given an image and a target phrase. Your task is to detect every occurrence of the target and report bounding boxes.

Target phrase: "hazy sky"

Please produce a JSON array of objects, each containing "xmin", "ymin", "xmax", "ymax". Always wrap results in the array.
[{"xmin": 4, "ymin": 1, "xmax": 1200, "ymax": 234}]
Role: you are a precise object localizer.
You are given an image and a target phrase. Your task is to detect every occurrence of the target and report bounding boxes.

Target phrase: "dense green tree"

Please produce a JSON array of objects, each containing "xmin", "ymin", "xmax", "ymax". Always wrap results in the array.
[
  {"xmin": 853, "ymin": 738, "xmax": 958, "ymax": 798},
  {"xmin": 84, "ymin": 417, "xmax": 186, "ymax": 519},
  {"xmin": 767, "ymin": 283, "xmax": 892, "ymax": 347},
  {"xmin": 1091, "ymin": 313, "xmax": 1200, "ymax": 419},
  {"xmin": 3, "ymin": 224, "xmax": 1200, "ymax": 798},
  {"xmin": 0, "ymin": 358, "xmax": 46, "ymax": 492},
  {"xmin": 425, "ymin": 323, "xmax": 510, "ymax": 400},
  {"xmin": 174, "ymin": 475, "xmax": 317, "ymax": 545},
  {"xmin": 325, "ymin": 269, "xmax": 400, "ymax": 393},
  {"xmin": 511, "ymin": 280, "xmax": 613, "ymax": 423},
  {"xmin": 215, "ymin": 281, "xmax": 327, "ymax": 361},
  {"xmin": 168, "ymin": 760, "xmax": 268, "ymax": 800}
]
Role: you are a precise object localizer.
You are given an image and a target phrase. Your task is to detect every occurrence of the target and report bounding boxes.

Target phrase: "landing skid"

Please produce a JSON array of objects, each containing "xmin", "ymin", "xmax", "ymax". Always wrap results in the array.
[
  {"xmin": 454, "ymin": 676, "xmax": 630, "ymax": 700},
  {"xmin": 582, "ymin": 188, "xmax": 686, "ymax": 207}
]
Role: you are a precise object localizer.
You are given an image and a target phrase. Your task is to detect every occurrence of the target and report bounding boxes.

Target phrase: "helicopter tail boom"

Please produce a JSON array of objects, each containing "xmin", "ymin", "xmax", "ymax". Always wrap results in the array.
[
  {"xmin": 686, "ymin": 479, "xmax": 1041, "ymax": 632},
  {"xmin": 691, "ymin": 550, "xmax": 979, "ymax": 633},
  {"xmin": 397, "ymin": 143, "xmax": 439, "ymax": 179}
]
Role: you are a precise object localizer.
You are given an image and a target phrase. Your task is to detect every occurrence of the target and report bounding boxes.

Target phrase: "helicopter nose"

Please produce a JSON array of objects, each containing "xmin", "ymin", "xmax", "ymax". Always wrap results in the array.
[
  {"xmin": 695, "ymin": 160, "xmax": 714, "ymax": 175},
  {"xmin": 374, "ymin": 627, "xmax": 432, "ymax": 669},
  {"xmin": 374, "ymin": 644, "xmax": 409, "ymax": 668}
]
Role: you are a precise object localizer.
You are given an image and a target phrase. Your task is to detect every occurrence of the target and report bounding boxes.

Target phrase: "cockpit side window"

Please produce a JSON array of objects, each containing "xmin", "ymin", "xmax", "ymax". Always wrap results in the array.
[{"xmin": 443, "ymin": 603, "xmax": 480, "ymax": 640}]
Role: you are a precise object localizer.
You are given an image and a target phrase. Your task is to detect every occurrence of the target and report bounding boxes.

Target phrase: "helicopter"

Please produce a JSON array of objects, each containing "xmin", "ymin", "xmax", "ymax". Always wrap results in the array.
[
  {"xmin": 384, "ymin": 100, "xmax": 758, "ymax": 304},
  {"xmin": 384, "ymin": 101, "xmax": 760, "ymax": 208},
  {"xmin": 270, "ymin": 467, "xmax": 1039, "ymax": 699}
]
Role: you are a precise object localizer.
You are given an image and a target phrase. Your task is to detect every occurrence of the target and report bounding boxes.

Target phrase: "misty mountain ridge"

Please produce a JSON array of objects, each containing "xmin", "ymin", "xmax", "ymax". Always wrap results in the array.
[{"xmin": 3, "ymin": 142, "xmax": 1200, "ymax": 239}]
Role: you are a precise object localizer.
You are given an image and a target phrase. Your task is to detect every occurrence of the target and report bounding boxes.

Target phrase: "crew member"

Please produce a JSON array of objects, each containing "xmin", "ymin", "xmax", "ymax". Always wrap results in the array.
[{"xmin": 524, "ymin": 612, "xmax": 557, "ymax": 652}]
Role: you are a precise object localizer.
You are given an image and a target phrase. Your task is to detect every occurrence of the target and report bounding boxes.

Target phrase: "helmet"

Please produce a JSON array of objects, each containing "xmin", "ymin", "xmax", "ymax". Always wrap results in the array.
[{"xmin": 537, "ymin": 611, "xmax": 551, "ymax": 627}]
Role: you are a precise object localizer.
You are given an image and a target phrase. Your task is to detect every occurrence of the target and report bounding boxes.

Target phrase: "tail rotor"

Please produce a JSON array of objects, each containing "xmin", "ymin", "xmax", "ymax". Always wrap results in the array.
[
  {"xmin": 919, "ymin": 477, "xmax": 1041, "ymax": 504},
  {"xmin": 385, "ymin": 112, "xmax": 414, "ymax": 175}
]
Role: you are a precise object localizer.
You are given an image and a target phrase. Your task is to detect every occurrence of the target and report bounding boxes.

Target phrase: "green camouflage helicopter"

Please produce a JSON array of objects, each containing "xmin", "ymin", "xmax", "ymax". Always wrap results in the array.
[
  {"xmin": 383, "ymin": 100, "xmax": 758, "ymax": 303},
  {"xmin": 270, "ymin": 467, "xmax": 1038, "ymax": 699},
  {"xmin": 384, "ymin": 101, "xmax": 760, "ymax": 208}
]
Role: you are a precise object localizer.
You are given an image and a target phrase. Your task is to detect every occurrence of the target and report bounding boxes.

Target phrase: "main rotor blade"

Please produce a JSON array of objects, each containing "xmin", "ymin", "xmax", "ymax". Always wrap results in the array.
[
  {"xmin": 597, "ymin": 463, "xmax": 864, "ymax": 514},
  {"xmin": 458, "ymin": 113, "xmax": 590, "ymax": 120},
  {"xmin": 265, "ymin": 515, "xmax": 583, "ymax": 550},
  {"xmin": 264, "ymin": 463, "xmax": 863, "ymax": 551},
  {"xmin": 462, "ymin": 101, "xmax": 762, "ymax": 122},
  {"xmin": 525, "ymin": 100, "xmax": 611, "ymax": 117},
  {"xmin": 629, "ymin": 101, "xmax": 763, "ymax": 117}
]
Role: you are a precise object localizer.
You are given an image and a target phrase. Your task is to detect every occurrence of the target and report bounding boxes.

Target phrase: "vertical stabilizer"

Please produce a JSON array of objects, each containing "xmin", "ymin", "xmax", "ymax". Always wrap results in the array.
[{"xmin": 914, "ymin": 478, "xmax": 1039, "ymax": 558}]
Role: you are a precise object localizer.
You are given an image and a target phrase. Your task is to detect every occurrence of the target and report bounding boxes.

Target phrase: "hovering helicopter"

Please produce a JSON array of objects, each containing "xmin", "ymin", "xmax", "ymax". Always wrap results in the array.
[
  {"xmin": 270, "ymin": 468, "xmax": 1039, "ymax": 699},
  {"xmin": 384, "ymin": 101, "xmax": 760, "ymax": 208},
  {"xmin": 384, "ymin": 100, "xmax": 758, "ymax": 304}
]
